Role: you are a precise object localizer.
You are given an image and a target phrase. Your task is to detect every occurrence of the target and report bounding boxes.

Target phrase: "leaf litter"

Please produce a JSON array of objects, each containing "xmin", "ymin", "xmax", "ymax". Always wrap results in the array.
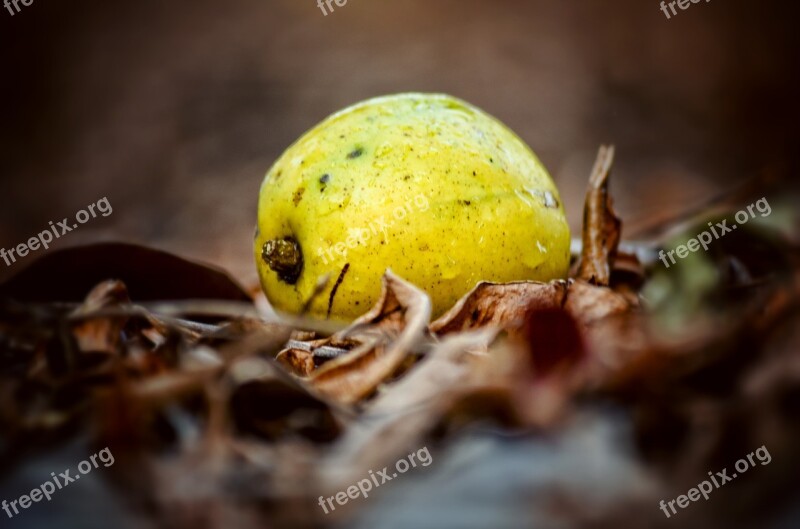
[{"xmin": 0, "ymin": 147, "xmax": 798, "ymax": 529}]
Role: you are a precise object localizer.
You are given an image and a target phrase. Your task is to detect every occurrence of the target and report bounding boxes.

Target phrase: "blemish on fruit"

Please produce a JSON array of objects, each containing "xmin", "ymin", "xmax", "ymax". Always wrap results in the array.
[
  {"xmin": 262, "ymin": 237, "xmax": 304, "ymax": 285},
  {"xmin": 347, "ymin": 147, "xmax": 364, "ymax": 159},
  {"xmin": 327, "ymin": 263, "xmax": 350, "ymax": 319},
  {"xmin": 293, "ymin": 186, "xmax": 306, "ymax": 206}
]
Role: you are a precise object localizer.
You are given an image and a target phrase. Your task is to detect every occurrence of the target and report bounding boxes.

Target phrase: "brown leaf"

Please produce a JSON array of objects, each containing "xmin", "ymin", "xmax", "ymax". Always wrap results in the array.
[
  {"xmin": 564, "ymin": 279, "xmax": 633, "ymax": 327},
  {"xmin": 318, "ymin": 329, "xmax": 498, "ymax": 488},
  {"xmin": 576, "ymin": 145, "xmax": 622, "ymax": 286},
  {"xmin": 230, "ymin": 376, "xmax": 341, "ymax": 443},
  {"xmin": 309, "ymin": 270, "xmax": 432, "ymax": 404},
  {"xmin": 429, "ymin": 278, "xmax": 634, "ymax": 341},
  {"xmin": 0, "ymin": 242, "xmax": 251, "ymax": 304},
  {"xmin": 368, "ymin": 328, "xmax": 499, "ymax": 415},
  {"xmin": 70, "ymin": 280, "xmax": 131, "ymax": 354},
  {"xmin": 520, "ymin": 307, "xmax": 586, "ymax": 378},
  {"xmin": 430, "ymin": 280, "xmax": 568, "ymax": 335},
  {"xmin": 275, "ymin": 348, "xmax": 315, "ymax": 377}
]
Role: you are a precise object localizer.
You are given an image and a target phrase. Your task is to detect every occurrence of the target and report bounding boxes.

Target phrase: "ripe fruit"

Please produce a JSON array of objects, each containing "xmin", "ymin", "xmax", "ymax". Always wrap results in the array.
[{"xmin": 255, "ymin": 93, "xmax": 570, "ymax": 321}]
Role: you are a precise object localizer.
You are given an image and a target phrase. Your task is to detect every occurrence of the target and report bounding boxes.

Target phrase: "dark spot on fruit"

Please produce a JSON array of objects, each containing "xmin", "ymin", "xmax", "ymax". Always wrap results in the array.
[
  {"xmin": 293, "ymin": 187, "xmax": 306, "ymax": 206},
  {"xmin": 320, "ymin": 173, "xmax": 330, "ymax": 184},
  {"xmin": 262, "ymin": 237, "xmax": 303, "ymax": 285},
  {"xmin": 403, "ymin": 175, "xmax": 411, "ymax": 181},
  {"xmin": 327, "ymin": 263, "xmax": 350, "ymax": 319},
  {"xmin": 347, "ymin": 147, "xmax": 364, "ymax": 159},
  {"xmin": 472, "ymin": 171, "xmax": 476, "ymax": 176},
  {"xmin": 489, "ymin": 157, "xmax": 494, "ymax": 163},
  {"xmin": 459, "ymin": 200, "xmax": 471, "ymax": 206}
]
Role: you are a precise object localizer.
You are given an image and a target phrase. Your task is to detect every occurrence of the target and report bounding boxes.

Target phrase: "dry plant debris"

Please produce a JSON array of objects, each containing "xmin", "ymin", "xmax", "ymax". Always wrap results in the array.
[{"xmin": 0, "ymin": 146, "xmax": 798, "ymax": 529}]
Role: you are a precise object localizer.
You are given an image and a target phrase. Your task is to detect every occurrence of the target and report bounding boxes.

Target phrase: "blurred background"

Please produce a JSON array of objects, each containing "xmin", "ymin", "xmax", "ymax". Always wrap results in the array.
[{"xmin": 1, "ymin": 0, "xmax": 798, "ymax": 285}]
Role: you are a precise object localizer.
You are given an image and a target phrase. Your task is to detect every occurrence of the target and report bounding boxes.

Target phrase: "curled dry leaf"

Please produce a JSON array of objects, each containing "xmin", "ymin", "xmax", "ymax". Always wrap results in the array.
[
  {"xmin": 70, "ymin": 279, "xmax": 131, "ymax": 354},
  {"xmin": 309, "ymin": 270, "xmax": 432, "ymax": 405},
  {"xmin": 430, "ymin": 278, "xmax": 634, "ymax": 335},
  {"xmin": 576, "ymin": 145, "xmax": 622, "ymax": 286},
  {"xmin": 430, "ymin": 281, "xmax": 568, "ymax": 335},
  {"xmin": 276, "ymin": 347, "xmax": 315, "ymax": 377},
  {"xmin": 564, "ymin": 280, "xmax": 634, "ymax": 327}
]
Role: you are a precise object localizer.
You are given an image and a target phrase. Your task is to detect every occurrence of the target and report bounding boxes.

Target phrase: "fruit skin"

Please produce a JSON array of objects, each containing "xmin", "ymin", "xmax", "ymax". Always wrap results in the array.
[{"xmin": 255, "ymin": 93, "xmax": 570, "ymax": 321}]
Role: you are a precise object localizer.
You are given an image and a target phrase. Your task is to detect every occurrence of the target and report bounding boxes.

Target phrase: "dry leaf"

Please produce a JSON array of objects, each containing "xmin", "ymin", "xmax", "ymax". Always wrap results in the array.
[
  {"xmin": 564, "ymin": 280, "xmax": 633, "ymax": 327},
  {"xmin": 70, "ymin": 280, "xmax": 131, "ymax": 354},
  {"xmin": 309, "ymin": 270, "xmax": 431, "ymax": 404},
  {"xmin": 576, "ymin": 145, "xmax": 622, "ymax": 285},
  {"xmin": 430, "ymin": 280, "xmax": 568, "ymax": 335},
  {"xmin": 0, "ymin": 242, "xmax": 251, "ymax": 303},
  {"xmin": 275, "ymin": 348, "xmax": 315, "ymax": 377}
]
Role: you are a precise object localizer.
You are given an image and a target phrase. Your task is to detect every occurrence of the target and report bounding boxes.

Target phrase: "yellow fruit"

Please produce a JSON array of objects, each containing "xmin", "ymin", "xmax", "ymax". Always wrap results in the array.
[{"xmin": 255, "ymin": 93, "xmax": 570, "ymax": 321}]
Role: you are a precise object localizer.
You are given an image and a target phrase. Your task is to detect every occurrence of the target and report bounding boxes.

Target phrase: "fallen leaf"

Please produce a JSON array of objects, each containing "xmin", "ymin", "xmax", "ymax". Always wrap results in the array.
[
  {"xmin": 0, "ymin": 242, "xmax": 251, "ymax": 304},
  {"xmin": 275, "ymin": 348, "xmax": 315, "ymax": 377},
  {"xmin": 70, "ymin": 280, "xmax": 131, "ymax": 354},
  {"xmin": 309, "ymin": 270, "xmax": 431, "ymax": 404},
  {"xmin": 520, "ymin": 307, "xmax": 586, "ymax": 378},
  {"xmin": 576, "ymin": 145, "xmax": 622, "ymax": 286},
  {"xmin": 430, "ymin": 280, "xmax": 567, "ymax": 335}
]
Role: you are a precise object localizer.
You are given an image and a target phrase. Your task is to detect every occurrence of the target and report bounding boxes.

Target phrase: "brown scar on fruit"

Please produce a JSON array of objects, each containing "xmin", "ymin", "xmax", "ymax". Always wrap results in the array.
[
  {"xmin": 293, "ymin": 186, "xmax": 306, "ymax": 206},
  {"xmin": 262, "ymin": 237, "xmax": 303, "ymax": 284},
  {"xmin": 327, "ymin": 263, "xmax": 350, "ymax": 319}
]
